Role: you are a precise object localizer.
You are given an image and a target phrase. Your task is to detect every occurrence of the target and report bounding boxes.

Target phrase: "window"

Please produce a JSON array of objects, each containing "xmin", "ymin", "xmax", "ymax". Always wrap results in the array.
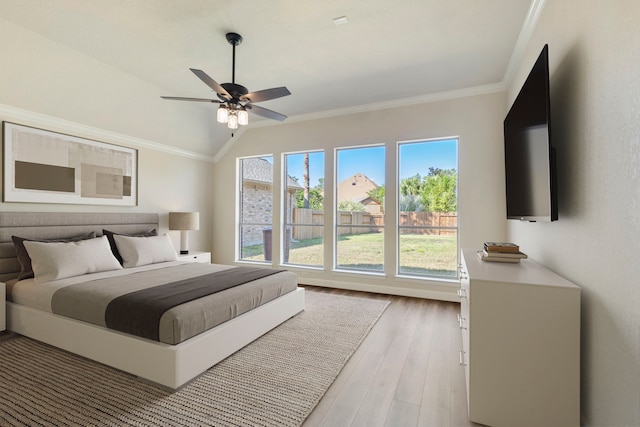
[
  {"xmin": 283, "ymin": 151, "xmax": 325, "ymax": 267},
  {"xmin": 335, "ymin": 145, "xmax": 385, "ymax": 272},
  {"xmin": 238, "ymin": 156, "xmax": 273, "ymax": 262},
  {"xmin": 397, "ymin": 139, "xmax": 458, "ymax": 278}
]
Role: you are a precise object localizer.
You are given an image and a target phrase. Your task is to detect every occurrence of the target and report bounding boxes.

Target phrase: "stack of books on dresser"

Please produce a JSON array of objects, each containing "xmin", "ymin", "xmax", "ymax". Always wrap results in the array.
[{"xmin": 478, "ymin": 242, "xmax": 528, "ymax": 263}]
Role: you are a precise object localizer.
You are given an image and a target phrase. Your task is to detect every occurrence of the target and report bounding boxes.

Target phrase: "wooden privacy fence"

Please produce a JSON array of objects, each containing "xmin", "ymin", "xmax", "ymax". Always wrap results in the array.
[
  {"xmin": 291, "ymin": 209, "xmax": 324, "ymax": 240},
  {"xmin": 291, "ymin": 209, "xmax": 457, "ymax": 240},
  {"xmin": 399, "ymin": 212, "xmax": 457, "ymax": 235}
]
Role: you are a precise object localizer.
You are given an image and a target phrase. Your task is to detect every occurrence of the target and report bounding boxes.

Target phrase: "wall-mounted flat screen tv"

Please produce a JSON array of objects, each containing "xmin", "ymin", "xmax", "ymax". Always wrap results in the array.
[{"xmin": 504, "ymin": 44, "xmax": 558, "ymax": 221}]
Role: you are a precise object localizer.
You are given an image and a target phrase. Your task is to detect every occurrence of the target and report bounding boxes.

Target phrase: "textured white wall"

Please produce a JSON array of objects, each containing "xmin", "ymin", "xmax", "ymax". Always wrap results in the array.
[
  {"xmin": 506, "ymin": 1, "xmax": 640, "ymax": 424},
  {"xmin": 0, "ymin": 17, "xmax": 214, "ymax": 253},
  {"xmin": 213, "ymin": 91, "xmax": 507, "ymax": 299},
  {"xmin": 0, "ymin": 17, "xmax": 216, "ymax": 156}
]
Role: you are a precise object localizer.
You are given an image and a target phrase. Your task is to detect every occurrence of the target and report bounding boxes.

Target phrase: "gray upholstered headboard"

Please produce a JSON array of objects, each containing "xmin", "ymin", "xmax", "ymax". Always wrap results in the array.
[{"xmin": 0, "ymin": 212, "xmax": 159, "ymax": 282}]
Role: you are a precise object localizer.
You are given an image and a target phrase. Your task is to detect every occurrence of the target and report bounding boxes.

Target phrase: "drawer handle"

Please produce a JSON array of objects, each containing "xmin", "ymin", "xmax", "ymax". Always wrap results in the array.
[
  {"xmin": 457, "ymin": 314, "xmax": 467, "ymax": 330},
  {"xmin": 459, "ymin": 350, "xmax": 467, "ymax": 366},
  {"xmin": 457, "ymin": 289, "xmax": 467, "ymax": 299},
  {"xmin": 458, "ymin": 264, "xmax": 468, "ymax": 277}
]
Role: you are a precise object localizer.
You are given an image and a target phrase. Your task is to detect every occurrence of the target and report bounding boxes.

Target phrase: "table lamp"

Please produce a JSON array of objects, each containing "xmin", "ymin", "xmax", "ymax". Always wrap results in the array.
[{"xmin": 169, "ymin": 212, "xmax": 199, "ymax": 254}]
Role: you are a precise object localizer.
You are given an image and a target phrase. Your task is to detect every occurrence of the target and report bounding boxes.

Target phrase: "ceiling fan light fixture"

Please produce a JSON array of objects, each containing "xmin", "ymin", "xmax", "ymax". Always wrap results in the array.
[
  {"xmin": 162, "ymin": 32, "xmax": 290, "ymax": 127},
  {"xmin": 227, "ymin": 111, "xmax": 239, "ymax": 129},
  {"xmin": 217, "ymin": 105, "xmax": 229, "ymax": 123},
  {"xmin": 238, "ymin": 108, "xmax": 249, "ymax": 126}
]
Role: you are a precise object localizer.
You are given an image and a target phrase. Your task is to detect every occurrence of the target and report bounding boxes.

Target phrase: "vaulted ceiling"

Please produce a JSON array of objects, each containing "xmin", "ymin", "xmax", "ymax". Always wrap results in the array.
[{"xmin": 0, "ymin": 0, "xmax": 536, "ymax": 155}]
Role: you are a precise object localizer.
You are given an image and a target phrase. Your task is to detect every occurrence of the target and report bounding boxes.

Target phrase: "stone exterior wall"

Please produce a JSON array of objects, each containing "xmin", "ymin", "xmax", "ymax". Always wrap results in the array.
[
  {"xmin": 241, "ymin": 182, "xmax": 298, "ymax": 246},
  {"xmin": 239, "ymin": 157, "xmax": 302, "ymax": 249},
  {"xmin": 241, "ymin": 182, "xmax": 272, "ymax": 246}
]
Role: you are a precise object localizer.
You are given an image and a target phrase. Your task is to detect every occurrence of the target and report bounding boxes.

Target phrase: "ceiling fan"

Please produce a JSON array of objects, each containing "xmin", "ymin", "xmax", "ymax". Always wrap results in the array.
[{"xmin": 161, "ymin": 32, "xmax": 291, "ymax": 129}]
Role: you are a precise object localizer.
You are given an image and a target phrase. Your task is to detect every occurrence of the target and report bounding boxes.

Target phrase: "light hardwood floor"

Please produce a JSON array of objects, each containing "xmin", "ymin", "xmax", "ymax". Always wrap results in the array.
[{"xmin": 301, "ymin": 286, "xmax": 482, "ymax": 427}]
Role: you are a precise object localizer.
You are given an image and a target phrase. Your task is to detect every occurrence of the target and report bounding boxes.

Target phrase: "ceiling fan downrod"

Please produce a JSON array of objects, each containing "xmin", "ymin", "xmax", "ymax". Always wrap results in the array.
[{"xmin": 226, "ymin": 32, "xmax": 243, "ymax": 84}]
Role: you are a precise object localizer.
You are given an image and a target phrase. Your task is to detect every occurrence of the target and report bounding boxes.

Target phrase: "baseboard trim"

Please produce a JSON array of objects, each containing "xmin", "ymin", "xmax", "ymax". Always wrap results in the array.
[{"xmin": 298, "ymin": 276, "xmax": 460, "ymax": 302}]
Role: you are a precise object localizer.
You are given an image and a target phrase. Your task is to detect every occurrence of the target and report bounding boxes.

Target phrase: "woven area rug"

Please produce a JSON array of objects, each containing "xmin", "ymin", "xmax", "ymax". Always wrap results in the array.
[{"xmin": 0, "ymin": 290, "xmax": 389, "ymax": 427}]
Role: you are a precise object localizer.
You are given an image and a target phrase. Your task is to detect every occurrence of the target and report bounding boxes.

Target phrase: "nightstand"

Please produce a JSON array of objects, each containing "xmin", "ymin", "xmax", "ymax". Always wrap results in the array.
[
  {"xmin": 177, "ymin": 251, "xmax": 211, "ymax": 263},
  {"xmin": 0, "ymin": 282, "xmax": 5, "ymax": 332}
]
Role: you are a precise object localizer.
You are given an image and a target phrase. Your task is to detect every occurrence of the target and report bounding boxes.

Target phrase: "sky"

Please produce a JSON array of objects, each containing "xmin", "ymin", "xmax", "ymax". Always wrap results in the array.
[
  {"xmin": 284, "ymin": 138, "xmax": 458, "ymax": 188},
  {"xmin": 285, "ymin": 152, "xmax": 325, "ymax": 188},
  {"xmin": 337, "ymin": 146, "xmax": 386, "ymax": 185},
  {"xmin": 398, "ymin": 138, "xmax": 458, "ymax": 179}
]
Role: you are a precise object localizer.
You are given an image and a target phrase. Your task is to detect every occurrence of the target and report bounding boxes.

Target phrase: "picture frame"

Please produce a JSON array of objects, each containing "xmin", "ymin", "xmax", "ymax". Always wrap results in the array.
[{"xmin": 2, "ymin": 122, "xmax": 138, "ymax": 206}]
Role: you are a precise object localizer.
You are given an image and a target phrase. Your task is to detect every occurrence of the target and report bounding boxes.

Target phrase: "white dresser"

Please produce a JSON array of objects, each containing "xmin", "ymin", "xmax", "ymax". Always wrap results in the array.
[
  {"xmin": 459, "ymin": 248, "xmax": 580, "ymax": 427},
  {"xmin": 0, "ymin": 281, "xmax": 5, "ymax": 332}
]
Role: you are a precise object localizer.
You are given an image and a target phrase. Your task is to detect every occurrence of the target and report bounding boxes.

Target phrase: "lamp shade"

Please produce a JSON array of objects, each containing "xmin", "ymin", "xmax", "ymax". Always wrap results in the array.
[
  {"xmin": 237, "ymin": 109, "xmax": 249, "ymax": 126},
  {"xmin": 169, "ymin": 212, "xmax": 199, "ymax": 231},
  {"xmin": 227, "ymin": 112, "xmax": 239, "ymax": 129},
  {"xmin": 217, "ymin": 106, "xmax": 229, "ymax": 123}
]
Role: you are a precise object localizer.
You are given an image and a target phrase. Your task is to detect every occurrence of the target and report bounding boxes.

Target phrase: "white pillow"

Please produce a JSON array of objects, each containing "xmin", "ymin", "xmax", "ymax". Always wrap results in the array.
[
  {"xmin": 23, "ymin": 236, "xmax": 123, "ymax": 283},
  {"xmin": 113, "ymin": 233, "xmax": 178, "ymax": 268}
]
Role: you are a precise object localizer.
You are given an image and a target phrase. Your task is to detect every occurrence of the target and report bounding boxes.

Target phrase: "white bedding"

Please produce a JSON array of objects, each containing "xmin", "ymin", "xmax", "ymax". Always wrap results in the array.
[
  {"xmin": 10, "ymin": 261, "xmax": 231, "ymax": 312},
  {"xmin": 10, "ymin": 261, "xmax": 298, "ymax": 345}
]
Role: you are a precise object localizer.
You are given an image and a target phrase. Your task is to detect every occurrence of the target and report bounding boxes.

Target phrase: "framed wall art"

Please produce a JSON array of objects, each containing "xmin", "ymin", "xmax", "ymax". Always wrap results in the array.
[{"xmin": 2, "ymin": 122, "xmax": 137, "ymax": 206}]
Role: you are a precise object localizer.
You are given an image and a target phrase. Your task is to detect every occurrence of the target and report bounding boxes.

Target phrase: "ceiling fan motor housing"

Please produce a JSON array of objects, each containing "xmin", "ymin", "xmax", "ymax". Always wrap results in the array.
[{"xmin": 219, "ymin": 82, "xmax": 249, "ymax": 102}]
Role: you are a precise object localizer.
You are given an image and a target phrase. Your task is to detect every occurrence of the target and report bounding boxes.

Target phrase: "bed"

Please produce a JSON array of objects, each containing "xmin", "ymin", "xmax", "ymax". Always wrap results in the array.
[{"xmin": 0, "ymin": 212, "xmax": 305, "ymax": 389}]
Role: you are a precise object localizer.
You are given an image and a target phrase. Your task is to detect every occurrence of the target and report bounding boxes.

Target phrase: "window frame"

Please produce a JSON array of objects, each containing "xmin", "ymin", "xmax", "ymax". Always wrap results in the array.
[
  {"xmin": 333, "ymin": 143, "xmax": 386, "ymax": 274},
  {"xmin": 236, "ymin": 155, "xmax": 274, "ymax": 264},
  {"xmin": 396, "ymin": 137, "xmax": 460, "ymax": 281},
  {"xmin": 281, "ymin": 149, "xmax": 325, "ymax": 269}
]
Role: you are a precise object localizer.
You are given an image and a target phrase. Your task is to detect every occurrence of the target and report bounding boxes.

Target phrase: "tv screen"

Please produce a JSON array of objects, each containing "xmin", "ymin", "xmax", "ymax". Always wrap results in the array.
[{"xmin": 504, "ymin": 44, "xmax": 558, "ymax": 221}]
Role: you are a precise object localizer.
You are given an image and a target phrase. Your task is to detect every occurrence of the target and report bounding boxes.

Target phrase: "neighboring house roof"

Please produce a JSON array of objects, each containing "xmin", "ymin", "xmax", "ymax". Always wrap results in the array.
[
  {"xmin": 354, "ymin": 196, "xmax": 377, "ymax": 205},
  {"xmin": 337, "ymin": 173, "xmax": 380, "ymax": 204},
  {"xmin": 242, "ymin": 158, "xmax": 303, "ymax": 189}
]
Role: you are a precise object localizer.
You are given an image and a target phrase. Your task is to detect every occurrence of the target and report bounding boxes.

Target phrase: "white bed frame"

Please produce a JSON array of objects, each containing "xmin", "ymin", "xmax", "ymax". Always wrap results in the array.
[
  {"xmin": 0, "ymin": 212, "xmax": 305, "ymax": 390},
  {"xmin": 7, "ymin": 288, "xmax": 305, "ymax": 389}
]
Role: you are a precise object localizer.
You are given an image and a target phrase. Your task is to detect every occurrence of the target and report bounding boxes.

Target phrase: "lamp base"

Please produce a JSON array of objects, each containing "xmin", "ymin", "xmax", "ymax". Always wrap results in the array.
[{"xmin": 179, "ymin": 230, "xmax": 190, "ymax": 255}]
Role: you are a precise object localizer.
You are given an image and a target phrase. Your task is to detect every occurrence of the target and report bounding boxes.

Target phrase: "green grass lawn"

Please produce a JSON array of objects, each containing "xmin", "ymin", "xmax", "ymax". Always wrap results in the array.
[{"xmin": 242, "ymin": 232, "xmax": 458, "ymax": 278}]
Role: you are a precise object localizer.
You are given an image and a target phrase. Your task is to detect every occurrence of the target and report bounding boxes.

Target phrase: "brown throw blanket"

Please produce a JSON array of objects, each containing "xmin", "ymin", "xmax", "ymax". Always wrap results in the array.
[{"xmin": 105, "ymin": 267, "xmax": 283, "ymax": 341}]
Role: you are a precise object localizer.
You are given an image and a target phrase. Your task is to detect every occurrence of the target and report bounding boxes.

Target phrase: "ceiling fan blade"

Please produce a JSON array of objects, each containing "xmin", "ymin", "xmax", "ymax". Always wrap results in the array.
[
  {"xmin": 247, "ymin": 104, "xmax": 287, "ymax": 121},
  {"xmin": 242, "ymin": 87, "xmax": 291, "ymax": 103},
  {"xmin": 190, "ymin": 68, "xmax": 231, "ymax": 99},
  {"xmin": 161, "ymin": 96, "xmax": 221, "ymax": 103}
]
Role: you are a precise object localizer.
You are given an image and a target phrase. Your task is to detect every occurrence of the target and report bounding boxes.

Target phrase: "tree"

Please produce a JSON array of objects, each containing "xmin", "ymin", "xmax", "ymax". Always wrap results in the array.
[
  {"xmin": 398, "ymin": 169, "xmax": 457, "ymax": 212},
  {"xmin": 400, "ymin": 174, "xmax": 422, "ymax": 197},
  {"xmin": 303, "ymin": 153, "xmax": 310, "ymax": 208},
  {"xmin": 296, "ymin": 188, "xmax": 324, "ymax": 210},
  {"xmin": 399, "ymin": 194, "xmax": 423, "ymax": 212},
  {"xmin": 338, "ymin": 200, "xmax": 366, "ymax": 212},
  {"xmin": 420, "ymin": 168, "xmax": 457, "ymax": 212},
  {"xmin": 399, "ymin": 174, "xmax": 424, "ymax": 212}
]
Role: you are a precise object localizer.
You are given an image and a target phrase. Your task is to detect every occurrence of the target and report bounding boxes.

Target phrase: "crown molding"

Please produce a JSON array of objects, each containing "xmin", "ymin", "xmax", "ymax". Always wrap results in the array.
[
  {"xmin": 0, "ymin": 103, "xmax": 215, "ymax": 163},
  {"xmin": 246, "ymin": 0, "xmax": 547, "ymax": 131},
  {"xmin": 502, "ymin": 0, "xmax": 547, "ymax": 87},
  {"xmin": 250, "ymin": 82, "xmax": 507, "ymax": 128},
  {"xmin": 216, "ymin": 81, "xmax": 507, "ymax": 162}
]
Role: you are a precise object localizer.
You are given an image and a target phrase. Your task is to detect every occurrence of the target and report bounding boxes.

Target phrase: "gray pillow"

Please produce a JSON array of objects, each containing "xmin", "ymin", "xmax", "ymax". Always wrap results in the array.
[{"xmin": 12, "ymin": 232, "xmax": 97, "ymax": 281}]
